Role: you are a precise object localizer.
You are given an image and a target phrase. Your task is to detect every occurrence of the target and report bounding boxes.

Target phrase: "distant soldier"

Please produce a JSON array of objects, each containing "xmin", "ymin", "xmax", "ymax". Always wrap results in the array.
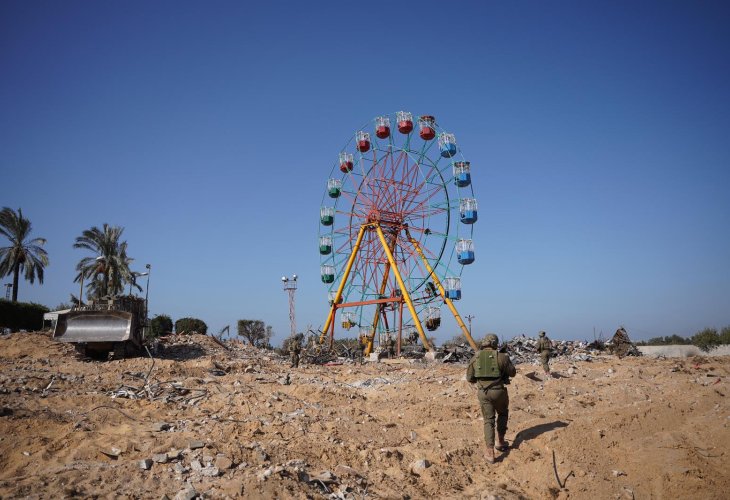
[
  {"xmin": 289, "ymin": 334, "xmax": 302, "ymax": 368},
  {"xmin": 536, "ymin": 331, "xmax": 553, "ymax": 376},
  {"xmin": 386, "ymin": 334, "xmax": 396, "ymax": 358},
  {"xmin": 467, "ymin": 334, "xmax": 517, "ymax": 463},
  {"xmin": 356, "ymin": 334, "xmax": 367, "ymax": 364}
]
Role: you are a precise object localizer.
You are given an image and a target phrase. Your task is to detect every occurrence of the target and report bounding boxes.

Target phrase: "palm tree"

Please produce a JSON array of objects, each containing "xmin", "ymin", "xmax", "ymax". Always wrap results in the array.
[
  {"xmin": 127, "ymin": 270, "xmax": 146, "ymax": 295},
  {"xmin": 73, "ymin": 224, "xmax": 135, "ymax": 300},
  {"xmin": 0, "ymin": 207, "xmax": 49, "ymax": 302}
]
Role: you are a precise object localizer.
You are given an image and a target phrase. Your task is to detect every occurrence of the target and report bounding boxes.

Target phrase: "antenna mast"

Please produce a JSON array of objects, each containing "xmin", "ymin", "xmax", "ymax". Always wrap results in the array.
[{"xmin": 281, "ymin": 274, "xmax": 298, "ymax": 337}]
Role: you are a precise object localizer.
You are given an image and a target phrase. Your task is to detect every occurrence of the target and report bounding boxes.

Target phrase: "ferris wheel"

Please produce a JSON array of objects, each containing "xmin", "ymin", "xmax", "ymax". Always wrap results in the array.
[{"xmin": 318, "ymin": 112, "xmax": 479, "ymax": 354}]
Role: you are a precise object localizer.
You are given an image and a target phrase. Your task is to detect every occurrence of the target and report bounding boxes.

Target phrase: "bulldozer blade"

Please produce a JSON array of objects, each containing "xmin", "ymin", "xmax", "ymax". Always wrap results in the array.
[{"xmin": 53, "ymin": 310, "xmax": 134, "ymax": 343}]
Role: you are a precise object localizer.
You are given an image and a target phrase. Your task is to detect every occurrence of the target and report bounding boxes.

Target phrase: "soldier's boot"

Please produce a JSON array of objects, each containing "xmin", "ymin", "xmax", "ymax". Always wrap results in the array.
[
  {"xmin": 484, "ymin": 446, "xmax": 495, "ymax": 464},
  {"xmin": 496, "ymin": 434, "xmax": 509, "ymax": 452}
]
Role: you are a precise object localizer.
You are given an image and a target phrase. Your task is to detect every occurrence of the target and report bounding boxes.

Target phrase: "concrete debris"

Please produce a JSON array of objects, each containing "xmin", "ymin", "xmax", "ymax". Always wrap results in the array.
[
  {"xmin": 173, "ymin": 485, "xmax": 197, "ymax": 500},
  {"xmin": 199, "ymin": 466, "xmax": 220, "ymax": 477},
  {"xmin": 351, "ymin": 377, "xmax": 391, "ymax": 388},
  {"xmin": 257, "ymin": 465, "xmax": 284, "ymax": 481},
  {"xmin": 438, "ymin": 331, "xmax": 639, "ymax": 365},
  {"xmin": 188, "ymin": 440, "xmax": 205, "ymax": 450},
  {"xmin": 286, "ymin": 459, "xmax": 307, "ymax": 467},
  {"xmin": 215, "ymin": 455, "xmax": 233, "ymax": 470},
  {"xmin": 309, "ymin": 470, "xmax": 338, "ymax": 484},
  {"xmin": 154, "ymin": 333, "xmax": 279, "ymax": 363},
  {"xmin": 502, "ymin": 335, "xmax": 599, "ymax": 365},
  {"xmin": 399, "ymin": 345, "xmax": 427, "ymax": 360},
  {"xmin": 101, "ymin": 447, "xmax": 122, "ymax": 458},
  {"xmin": 334, "ymin": 465, "xmax": 363, "ymax": 478},
  {"xmin": 607, "ymin": 328, "xmax": 642, "ymax": 358},
  {"xmin": 440, "ymin": 344, "xmax": 473, "ymax": 363},
  {"xmin": 109, "ymin": 380, "xmax": 208, "ymax": 406},
  {"xmin": 439, "ymin": 335, "xmax": 609, "ymax": 365},
  {"xmin": 410, "ymin": 459, "xmax": 431, "ymax": 475},
  {"xmin": 151, "ymin": 328, "xmax": 631, "ymax": 367},
  {"xmin": 139, "ymin": 459, "xmax": 153, "ymax": 470}
]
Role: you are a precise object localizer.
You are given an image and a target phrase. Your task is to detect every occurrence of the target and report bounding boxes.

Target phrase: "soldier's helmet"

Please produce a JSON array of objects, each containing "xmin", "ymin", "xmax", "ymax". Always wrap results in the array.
[
  {"xmin": 480, "ymin": 334, "xmax": 499, "ymax": 348},
  {"xmin": 539, "ymin": 331, "xmax": 546, "ymax": 337}
]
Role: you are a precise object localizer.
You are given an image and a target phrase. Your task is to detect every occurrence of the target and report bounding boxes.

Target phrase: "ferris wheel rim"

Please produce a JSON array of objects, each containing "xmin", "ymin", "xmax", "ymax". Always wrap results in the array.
[{"xmin": 319, "ymin": 111, "xmax": 476, "ymax": 312}]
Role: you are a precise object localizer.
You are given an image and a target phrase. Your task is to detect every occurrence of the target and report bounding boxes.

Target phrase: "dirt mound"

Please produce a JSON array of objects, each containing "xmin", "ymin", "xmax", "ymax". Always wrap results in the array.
[{"xmin": 1, "ymin": 332, "xmax": 728, "ymax": 498}]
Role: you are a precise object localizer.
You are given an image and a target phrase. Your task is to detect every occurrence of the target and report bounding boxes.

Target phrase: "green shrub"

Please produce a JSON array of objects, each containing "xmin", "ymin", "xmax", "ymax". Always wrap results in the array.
[
  {"xmin": 237, "ymin": 319, "xmax": 273, "ymax": 347},
  {"xmin": 175, "ymin": 317, "xmax": 208, "ymax": 335},
  {"xmin": 720, "ymin": 326, "xmax": 730, "ymax": 345},
  {"xmin": 0, "ymin": 299, "xmax": 49, "ymax": 331},
  {"xmin": 692, "ymin": 327, "xmax": 721, "ymax": 352},
  {"xmin": 641, "ymin": 334, "xmax": 692, "ymax": 346},
  {"xmin": 149, "ymin": 314, "xmax": 173, "ymax": 338}
]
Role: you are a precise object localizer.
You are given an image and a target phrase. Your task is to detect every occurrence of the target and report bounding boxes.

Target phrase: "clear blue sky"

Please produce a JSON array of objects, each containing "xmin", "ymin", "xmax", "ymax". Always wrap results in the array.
[{"xmin": 2, "ymin": 1, "xmax": 729, "ymax": 344}]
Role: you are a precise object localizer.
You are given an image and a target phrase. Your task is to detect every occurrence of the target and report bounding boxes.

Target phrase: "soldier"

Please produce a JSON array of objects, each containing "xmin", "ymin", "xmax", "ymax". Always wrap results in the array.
[
  {"xmin": 467, "ymin": 334, "xmax": 517, "ymax": 463},
  {"xmin": 536, "ymin": 331, "xmax": 553, "ymax": 376},
  {"xmin": 386, "ymin": 334, "xmax": 396, "ymax": 358},
  {"xmin": 289, "ymin": 334, "xmax": 302, "ymax": 368},
  {"xmin": 356, "ymin": 334, "xmax": 367, "ymax": 364}
]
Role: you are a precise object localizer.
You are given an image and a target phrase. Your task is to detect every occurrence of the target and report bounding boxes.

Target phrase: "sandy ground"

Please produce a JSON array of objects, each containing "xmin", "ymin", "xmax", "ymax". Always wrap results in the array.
[{"xmin": 1, "ymin": 332, "xmax": 729, "ymax": 499}]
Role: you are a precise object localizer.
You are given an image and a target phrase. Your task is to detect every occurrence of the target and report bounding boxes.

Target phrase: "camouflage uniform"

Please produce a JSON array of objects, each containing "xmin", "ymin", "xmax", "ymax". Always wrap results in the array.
[
  {"xmin": 536, "ymin": 331, "xmax": 552, "ymax": 374},
  {"xmin": 356, "ymin": 336, "xmax": 367, "ymax": 364},
  {"xmin": 466, "ymin": 337, "xmax": 517, "ymax": 453},
  {"xmin": 386, "ymin": 336, "xmax": 396, "ymax": 358},
  {"xmin": 289, "ymin": 337, "xmax": 302, "ymax": 368}
]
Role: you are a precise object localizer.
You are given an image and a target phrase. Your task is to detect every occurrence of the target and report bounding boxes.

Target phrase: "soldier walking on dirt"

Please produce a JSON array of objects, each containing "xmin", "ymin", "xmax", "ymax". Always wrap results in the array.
[
  {"xmin": 466, "ymin": 334, "xmax": 517, "ymax": 463},
  {"xmin": 536, "ymin": 331, "xmax": 553, "ymax": 377},
  {"xmin": 386, "ymin": 334, "xmax": 396, "ymax": 358},
  {"xmin": 357, "ymin": 334, "xmax": 367, "ymax": 364},
  {"xmin": 289, "ymin": 334, "xmax": 302, "ymax": 368}
]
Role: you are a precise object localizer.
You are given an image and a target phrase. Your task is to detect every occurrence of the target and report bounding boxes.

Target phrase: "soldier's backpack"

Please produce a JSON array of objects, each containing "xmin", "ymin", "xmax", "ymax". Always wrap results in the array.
[{"xmin": 474, "ymin": 350, "xmax": 500, "ymax": 378}]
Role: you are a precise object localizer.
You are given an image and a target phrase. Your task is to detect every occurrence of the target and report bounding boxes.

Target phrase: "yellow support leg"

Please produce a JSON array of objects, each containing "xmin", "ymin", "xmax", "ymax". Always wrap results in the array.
[
  {"xmin": 407, "ymin": 232, "xmax": 478, "ymax": 351},
  {"xmin": 319, "ymin": 224, "xmax": 368, "ymax": 345},
  {"xmin": 374, "ymin": 224, "xmax": 433, "ymax": 352},
  {"xmin": 365, "ymin": 232, "xmax": 396, "ymax": 356}
]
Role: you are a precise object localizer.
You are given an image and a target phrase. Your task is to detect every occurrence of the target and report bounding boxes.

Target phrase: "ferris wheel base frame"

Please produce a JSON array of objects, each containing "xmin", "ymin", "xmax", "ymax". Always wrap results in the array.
[{"xmin": 319, "ymin": 222, "xmax": 478, "ymax": 354}]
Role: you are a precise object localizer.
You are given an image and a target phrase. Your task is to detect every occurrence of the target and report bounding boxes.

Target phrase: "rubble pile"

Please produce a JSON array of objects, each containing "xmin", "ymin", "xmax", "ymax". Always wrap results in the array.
[
  {"xmin": 440, "ymin": 343, "xmax": 473, "ymax": 363},
  {"xmin": 501, "ymin": 334, "xmax": 604, "ymax": 365},
  {"xmin": 438, "ymin": 335, "xmax": 607, "ymax": 365},
  {"xmin": 399, "ymin": 344, "xmax": 427, "ymax": 360},
  {"xmin": 606, "ymin": 327, "xmax": 642, "ymax": 358},
  {"xmin": 152, "ymin": 334, "xmax": 285, "ymax": 362},
  {"xmin": 149, "ymin": 330, "xmax": 640, "ymax": 368},
  {"xmin": 304, "ymin": 348, "xmax": 341, "ymax": 365}
]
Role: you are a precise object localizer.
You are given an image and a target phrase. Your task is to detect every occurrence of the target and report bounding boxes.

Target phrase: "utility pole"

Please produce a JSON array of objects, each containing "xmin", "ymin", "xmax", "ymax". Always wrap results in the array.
[
  {"xmin": 144, "ymin": 264, "xmax": 151, "ymax": 321},
  {"xmin": 281, "ymin": 274, "xmax": 298, "ymax": 338},
  {"xmin": 465, "ymin": 314, "xmax": 475, "ymax": 336}
]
